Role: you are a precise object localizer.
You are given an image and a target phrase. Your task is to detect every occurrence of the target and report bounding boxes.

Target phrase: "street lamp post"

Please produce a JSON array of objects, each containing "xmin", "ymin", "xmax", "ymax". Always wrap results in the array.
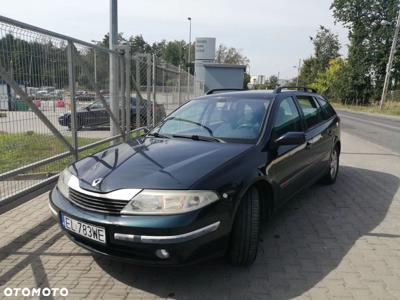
[
  {"xmin": 380, "ymin": 10, "xmax": 400, "ymax": 109},
  {"xmin": 187, "ymin": 17, "xmax": 192, "ymax": 66}
]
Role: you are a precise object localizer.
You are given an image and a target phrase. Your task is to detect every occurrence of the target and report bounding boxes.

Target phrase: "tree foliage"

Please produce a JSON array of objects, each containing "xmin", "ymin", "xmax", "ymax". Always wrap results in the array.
[
  {"xmin": 216, "ymin": 44, "xmax": 249, "ymax": 65},
  {"xmin": 298, "ymin": 27, "xmax": 341, "ymax": 86},
  {"xmin": 310, "ymin": 58, "xmax": 349, "ymax": 101},
  {"xmin": 311, "ymin": 26, "xmax": 341, "ymax": 71},
  {"xmin": 331, "ymin": 0, "xmax": 400, "ymax": 103}
]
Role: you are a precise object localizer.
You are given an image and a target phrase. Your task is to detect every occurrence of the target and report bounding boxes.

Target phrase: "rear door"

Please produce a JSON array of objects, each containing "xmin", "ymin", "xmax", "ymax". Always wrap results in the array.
[
  {"xmin": 295, "ymin": 94, "xmax": 328, "ymax": 178},
  {"xmin": 314, "ymin": 96, "xmax": 338, "ymax": 169}
]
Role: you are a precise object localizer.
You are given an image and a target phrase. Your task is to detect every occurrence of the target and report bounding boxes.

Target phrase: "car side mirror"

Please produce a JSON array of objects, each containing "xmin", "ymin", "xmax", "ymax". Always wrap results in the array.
[
  {"xmin": 85, "ymin": 106, "xmax": 90, "ymax": 111},
  {"xmin": 275, "ymin": 132, "xmax": 305, "ymax": 146}
]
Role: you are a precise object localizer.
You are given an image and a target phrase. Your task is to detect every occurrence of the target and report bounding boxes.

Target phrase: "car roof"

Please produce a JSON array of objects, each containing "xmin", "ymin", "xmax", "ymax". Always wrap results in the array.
[{"xmin": 195, "ymin": 89, "xmax": 319, "ymax": 101}]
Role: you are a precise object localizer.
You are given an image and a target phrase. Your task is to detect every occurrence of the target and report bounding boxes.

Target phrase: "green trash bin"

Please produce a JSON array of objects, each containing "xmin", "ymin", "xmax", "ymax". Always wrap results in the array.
[{"xmin": 15, "ymin": 100, "xmax": 29, "ymax": 111}]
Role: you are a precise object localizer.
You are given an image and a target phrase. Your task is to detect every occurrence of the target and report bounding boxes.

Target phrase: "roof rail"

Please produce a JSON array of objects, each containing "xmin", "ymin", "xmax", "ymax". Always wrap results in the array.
[
  {"xmin": 274, "ymin": 86, "xmax": 317, "ymax": 94},
  {"xmin": 205, "ymin": 88, "xmax": 244, "ymax": 95}
]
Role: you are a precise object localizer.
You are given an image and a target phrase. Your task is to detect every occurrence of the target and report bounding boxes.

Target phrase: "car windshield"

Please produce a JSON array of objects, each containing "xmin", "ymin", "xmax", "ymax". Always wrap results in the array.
[
  {"xmin": 151, "ymin": 97, "xmax": 270, "ymax": 143},
  {"xmin": 89, "ymin": 100, "xmax": 105, "ymax": 109}
]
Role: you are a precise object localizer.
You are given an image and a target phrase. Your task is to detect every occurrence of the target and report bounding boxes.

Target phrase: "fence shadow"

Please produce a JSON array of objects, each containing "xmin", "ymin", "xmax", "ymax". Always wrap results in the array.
[{"xmin": 95, "ymin": 165, "xmax": 399, "ymax": 299}]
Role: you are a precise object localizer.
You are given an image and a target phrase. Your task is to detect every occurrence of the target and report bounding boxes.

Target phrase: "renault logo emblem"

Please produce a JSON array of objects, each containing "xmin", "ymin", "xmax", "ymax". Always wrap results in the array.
[{"xmin": 92, "ymin": 178, "xmax": 103, "ymax": 187}]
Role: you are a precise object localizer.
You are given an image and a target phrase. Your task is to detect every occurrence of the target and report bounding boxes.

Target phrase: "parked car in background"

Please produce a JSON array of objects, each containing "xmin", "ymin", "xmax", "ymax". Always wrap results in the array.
[
  {"xmin": 58, "ymin": 97, "xmax": 165, "ymax": 130},
  {"xmin": 50, "ymin": 87, "xmax": 340, "ymax": 266}
]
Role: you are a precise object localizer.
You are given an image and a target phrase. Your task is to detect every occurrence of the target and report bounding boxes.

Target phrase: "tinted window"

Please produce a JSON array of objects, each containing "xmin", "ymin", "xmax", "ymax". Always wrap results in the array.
[
  {"xmin": 316, "ymin": 97, "xmax": 336, "ymax": 120},
  {"xmin": 273, "ymin": 97, "xmax": 302, "ymax": 137},
  {"xmin": 297, "ymin": 95, "xmax": 323, "ymax": 129}
]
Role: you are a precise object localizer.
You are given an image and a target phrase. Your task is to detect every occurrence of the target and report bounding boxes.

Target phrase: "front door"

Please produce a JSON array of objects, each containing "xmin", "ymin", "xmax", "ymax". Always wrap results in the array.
[{"xmin": 266, "ymin": 96, "xmax": 310, "ymax": 203}]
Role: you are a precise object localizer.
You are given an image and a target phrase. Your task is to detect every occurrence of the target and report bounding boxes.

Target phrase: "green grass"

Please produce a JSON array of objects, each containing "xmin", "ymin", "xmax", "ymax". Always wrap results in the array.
[
  {"xmin": 0, "ymin": 132, "xmax": 107, "ymax": 174},
  {"xmin": 0, "ymin": 129, "xmax": 147, "ymax": 175},
  {"xmin": 331, "ymin": 101, "xmax": 400, "ymax": 116}
]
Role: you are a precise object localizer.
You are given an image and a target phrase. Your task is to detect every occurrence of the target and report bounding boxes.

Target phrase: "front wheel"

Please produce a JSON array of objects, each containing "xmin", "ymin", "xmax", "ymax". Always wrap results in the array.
[
  {"xmin": 320, "ymin": 144, "xmax": 339, "ymax": 184},
  {"xmin": 228, "ymin": 187, "xmax": 260, "ymax": 266}
]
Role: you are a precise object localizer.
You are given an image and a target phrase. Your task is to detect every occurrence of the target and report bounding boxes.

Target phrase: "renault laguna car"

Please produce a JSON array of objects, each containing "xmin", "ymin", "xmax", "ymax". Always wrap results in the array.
[{"xmin": 49, "ymin": 87, "xmax": 340, "ymax": 266}]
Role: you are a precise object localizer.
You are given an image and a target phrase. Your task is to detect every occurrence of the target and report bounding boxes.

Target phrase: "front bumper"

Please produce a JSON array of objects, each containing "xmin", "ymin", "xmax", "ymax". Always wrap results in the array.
[{"xmin": 49, "ymin": 188, "xmax": 232, "ymax": 266}]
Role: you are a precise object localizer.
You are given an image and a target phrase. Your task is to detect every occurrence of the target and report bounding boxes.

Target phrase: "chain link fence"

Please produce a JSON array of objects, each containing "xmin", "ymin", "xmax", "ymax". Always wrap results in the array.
[
  {"xmin": 0, "ymin": 16, "xmax": 205, "ymax": 205},
  {"xmin": 130, "ymin": 54, "xmax": 204, "ymax": 128}
]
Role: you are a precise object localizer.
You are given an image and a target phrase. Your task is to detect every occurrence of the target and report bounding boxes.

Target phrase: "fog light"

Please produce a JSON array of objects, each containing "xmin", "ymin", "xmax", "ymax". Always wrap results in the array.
[{"xmin": 155, "ymin": 249, "xmax": 170, "ymax": 259}]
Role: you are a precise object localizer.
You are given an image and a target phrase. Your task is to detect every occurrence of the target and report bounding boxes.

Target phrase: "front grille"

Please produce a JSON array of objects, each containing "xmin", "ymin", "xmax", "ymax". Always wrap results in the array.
[{"xmin": 69, "ymin": 188, "xmax": 129, "ymax": 214}]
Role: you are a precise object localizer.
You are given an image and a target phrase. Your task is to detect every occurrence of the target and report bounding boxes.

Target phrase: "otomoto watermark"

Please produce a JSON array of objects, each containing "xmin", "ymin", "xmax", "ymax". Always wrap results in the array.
[{"xmin": 3, "ymin": 287, "xmax": 69, "ymax": 297}]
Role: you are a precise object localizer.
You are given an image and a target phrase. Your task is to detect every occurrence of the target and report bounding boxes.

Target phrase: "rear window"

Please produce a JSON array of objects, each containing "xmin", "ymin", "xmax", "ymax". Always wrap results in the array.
[
  {"xmin": 296, "ymin": 95, "xmax": 323, "ymax": 129},
  {"xmin": 316, "ymin": 97, "xmax": 336, "ymax": 120}
]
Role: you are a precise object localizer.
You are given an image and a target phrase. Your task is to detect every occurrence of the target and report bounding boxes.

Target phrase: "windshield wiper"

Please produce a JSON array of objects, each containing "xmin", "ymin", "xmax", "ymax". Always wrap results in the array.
[
  {"xmin": 172, "ymin": 134, "xmax": 225, "ymax": 143},
  {"xmin": 147, "ymin": 132, "xmax": 170, "ymax": 139}
]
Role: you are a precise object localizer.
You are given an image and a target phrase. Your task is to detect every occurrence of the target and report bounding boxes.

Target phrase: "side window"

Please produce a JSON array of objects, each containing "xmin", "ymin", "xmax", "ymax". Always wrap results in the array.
[
  {"xmin": 316, "ymin": 97, "xmax": 336, "ymax": 120},
  {"xmin": 273, "ymin": 97, "xmax": 302, "ymax": 137},
  {"xmin": 90, "ymin": 101, "xmax": 104, "ymax": 109},
  {"xmin": 297, "ymin": 95, "xmax": 323, "ymax": 129}
]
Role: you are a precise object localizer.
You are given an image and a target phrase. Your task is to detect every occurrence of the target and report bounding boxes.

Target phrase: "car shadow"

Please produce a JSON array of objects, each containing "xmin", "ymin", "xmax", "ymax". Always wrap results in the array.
[{"xmin": 94, "ymin": 165, "xmax": 399, "ymax": 299}]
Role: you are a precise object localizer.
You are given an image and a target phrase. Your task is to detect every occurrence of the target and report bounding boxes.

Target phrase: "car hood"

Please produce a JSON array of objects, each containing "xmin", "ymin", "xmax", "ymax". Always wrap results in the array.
[{"xmin": 71, "ymin": 137, "xmax": 252, "ymax": 192}]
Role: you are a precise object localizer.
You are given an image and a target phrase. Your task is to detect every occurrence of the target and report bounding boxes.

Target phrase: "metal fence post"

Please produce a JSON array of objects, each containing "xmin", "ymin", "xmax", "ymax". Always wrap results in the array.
[
  {"xmin": 119, "ymin": 53, "xmax": 126, "ymax": 140},
  {"xmin": 124, "ymin": 46, "xmax": 131, "ymax": 140},
  {"xmin": 67, "ymin": 41, "xmax": 78, "ymax": 161},
  {"xmin": 109, "ymin": 0, "xmax": 119, "ymax": 143},
  {"xmin": 187, "ymin": 67, "xmax": 190, "ymax": 100},
  {"xmin": 178, "ymin": 65, "xmax": 181, "ymax": 106},
  {"xmin": 146, "ymin": 54, "xmax": 152, "ymax": 127},
  {"xmin": 152, "ymin": 54, "xmax": 156, "ymax": 127},
  {"xmin": 94, "ymin": 49, "xmax": 98, "ymax": 99},
  {"xmin": 135, "ymin": 56, "xmax": 141, "ymax": 127},
  {"xmin": 192, "ymin": 76, "xmax": 197, "ymax": 98}
]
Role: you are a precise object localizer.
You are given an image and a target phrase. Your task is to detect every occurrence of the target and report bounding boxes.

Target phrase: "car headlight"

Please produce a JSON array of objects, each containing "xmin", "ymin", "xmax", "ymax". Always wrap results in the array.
[
  {"xmin": 121, "ymin": 190, "xmax": 219, "ymax": 215},
  {"xmin": 57, "ymin": 168, "xmax": 72, "ymax": 198}
]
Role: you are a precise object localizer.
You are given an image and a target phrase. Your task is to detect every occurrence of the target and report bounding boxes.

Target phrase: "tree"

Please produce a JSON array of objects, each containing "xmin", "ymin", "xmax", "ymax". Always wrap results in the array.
[
  {"xmin": 216, "ymin": 44, "xmax": 249, "ymax": 65},
  {"xmin": 266, "ymin": 75, "xmax": 279, "ymax": 89},
  {"xmin": 331, "ymin": 0, "xmax": 400, "ymax": 102},
  {"xmin": 298, "ymin": 27, "xmax": 341, "ymax": 86},
  {"xmin": 129, "ymin": 35, "xmax": 152, "ymax": 54},
  {"xmin": 298, "ymin": 57, "xmax": 319, "ymax": 86},
  {"xmin": 311, "ymin": 26, "xmax": 341, "ymax": 71},
  {"xmin": 243, "ymin": 73, "xmax": 251, "ymax": 89},
  {"xmin": 310, "ymin": 58, "xmax": 349, "ymax": 101},
  {"xmin": 164, "ymin": 40, "xmax": 186, "ymax": 66}
]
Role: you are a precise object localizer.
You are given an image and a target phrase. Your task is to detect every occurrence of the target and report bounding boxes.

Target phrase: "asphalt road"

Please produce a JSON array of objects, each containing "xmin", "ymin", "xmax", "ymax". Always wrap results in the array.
[{"xmin": 337, "ymin": 109, "xmax": 400, "ymax": 154}]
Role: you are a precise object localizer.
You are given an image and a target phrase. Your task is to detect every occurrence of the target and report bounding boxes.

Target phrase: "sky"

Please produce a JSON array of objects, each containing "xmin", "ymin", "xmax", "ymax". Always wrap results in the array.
[{"xmin": 1, "ymin": 0, "xmax": 349, "ymax": 79}]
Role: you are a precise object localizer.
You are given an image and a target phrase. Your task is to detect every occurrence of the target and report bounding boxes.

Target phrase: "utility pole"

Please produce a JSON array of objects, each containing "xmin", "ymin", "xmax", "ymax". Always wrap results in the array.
[
  {"xmin": 296, "ymin": 58, "xmax": 301, "ymax": 86},
  {"xmin": 109, "ymin": 0, "xmax": 119, "ymax": 140},
  {"xmin": 380, "ymin": 9, "xmax": 400, "ymax": 109}
]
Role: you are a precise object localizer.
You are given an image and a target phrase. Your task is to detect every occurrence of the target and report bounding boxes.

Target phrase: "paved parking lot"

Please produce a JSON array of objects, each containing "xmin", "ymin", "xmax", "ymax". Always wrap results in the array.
[{"xmin": 0, "ymin": 129, "xmax": 399, "ymax": 299}]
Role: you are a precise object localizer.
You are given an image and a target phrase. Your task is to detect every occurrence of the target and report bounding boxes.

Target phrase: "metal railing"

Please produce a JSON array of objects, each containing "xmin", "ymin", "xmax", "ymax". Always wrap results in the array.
[{"xmin": 0, "ymin": 15, "xmax": 204, "ymax": 205}]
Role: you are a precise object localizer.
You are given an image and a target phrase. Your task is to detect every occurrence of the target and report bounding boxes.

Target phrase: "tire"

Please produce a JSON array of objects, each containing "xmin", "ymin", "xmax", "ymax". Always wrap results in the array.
[
  {"xmin": 228, "ymin": 187, "xmax": 260, "ymax": 266},
  {"xmin": 320, "ymin": 144, "xmax": 340, "ymax": 184},
  {"xmin": 67, "ymin": 118, "xmax": 82, "ymax": 131}
]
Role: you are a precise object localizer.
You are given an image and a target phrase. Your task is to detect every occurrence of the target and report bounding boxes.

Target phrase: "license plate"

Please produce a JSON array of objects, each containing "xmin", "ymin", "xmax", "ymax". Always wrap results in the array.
[{"xmin": 62, "ymin": 214, "xmax": 106, "ymax": 244}]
